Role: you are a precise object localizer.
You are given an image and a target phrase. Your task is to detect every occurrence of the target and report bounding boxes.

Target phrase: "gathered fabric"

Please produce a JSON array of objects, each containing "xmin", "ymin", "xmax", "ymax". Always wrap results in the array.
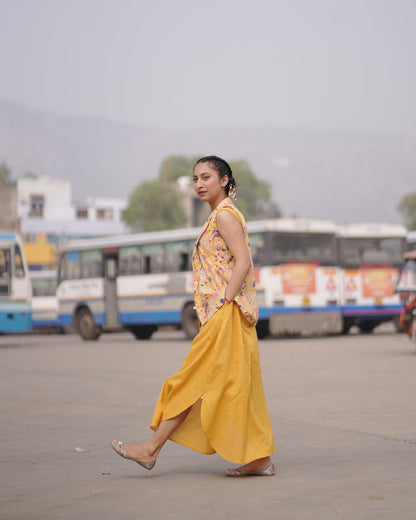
[{"xmin": 150, "ymin": 302, "xmax": 275, "ymax": 464}]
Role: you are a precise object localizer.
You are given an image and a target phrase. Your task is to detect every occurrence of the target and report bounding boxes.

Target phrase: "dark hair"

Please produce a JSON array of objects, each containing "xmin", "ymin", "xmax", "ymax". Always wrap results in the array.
[{"xmin": 193, "ymin": 155, "xmax": 237, "ymax": 196}]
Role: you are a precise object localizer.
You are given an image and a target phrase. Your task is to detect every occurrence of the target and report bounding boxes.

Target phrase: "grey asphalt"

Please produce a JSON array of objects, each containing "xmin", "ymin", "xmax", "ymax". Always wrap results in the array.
[{"xmin": 0, "ymin": 326, "xmax": 415, "ymax": 520}]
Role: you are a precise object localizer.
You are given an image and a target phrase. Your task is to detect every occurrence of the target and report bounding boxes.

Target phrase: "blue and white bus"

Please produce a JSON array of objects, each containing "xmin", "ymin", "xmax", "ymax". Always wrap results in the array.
[
  {"xmin": 57, "ymin": 228, "xmax": 200, "ymax": 340},
  {"xmin": 56, "ymin": 219, "xmax": 343, "ymax": 340},
  {"xmin": 0, "ymin": 232, "xmax": 32, "ymax": 333},
  {"xmin": 336, "ymin": 223, "xmax": 407, "ymax": 333},
  {"xmin": 250, "ymin": 218, "xmax": 342, "ymax": 337},
  {"xmin": 30, "ymin": 270, "xmax": 60, "ymax": 331}
]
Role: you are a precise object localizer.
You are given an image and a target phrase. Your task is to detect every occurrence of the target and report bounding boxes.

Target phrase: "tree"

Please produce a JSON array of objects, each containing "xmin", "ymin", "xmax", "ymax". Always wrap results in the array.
[
  {"xmin": 229, "ymin": 160, "xmax": 281, "ymax": 221},
  {"xmin": 159, "ymin": 155, "xmax": 282, "ymax": 221},
  {"xmin": 158, "ymin": 155, "xmax": 199, "ymax": 183},
  {"xmin": 0, "ymin": 162, "xmax": 11, "ymax": 185},
  {"xmin": 397, "ymin": 192, "xmax": 416, "ymax": 230},
  {"xmin": 122, "ymin": 180, "xmax": 188, "ymax": 232}
]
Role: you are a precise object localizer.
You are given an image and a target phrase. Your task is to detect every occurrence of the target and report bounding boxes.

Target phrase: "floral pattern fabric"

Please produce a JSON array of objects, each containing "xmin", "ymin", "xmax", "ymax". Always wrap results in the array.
[{"xmin": 192, "ymin": 197, "xmax": 258, "ymax": 327}]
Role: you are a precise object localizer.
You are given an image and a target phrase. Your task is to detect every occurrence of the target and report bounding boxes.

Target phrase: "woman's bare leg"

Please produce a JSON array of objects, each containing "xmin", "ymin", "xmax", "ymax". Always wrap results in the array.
[{"xmin": 119, "ymin": 407, "xmax": 191, "ymax": 462}]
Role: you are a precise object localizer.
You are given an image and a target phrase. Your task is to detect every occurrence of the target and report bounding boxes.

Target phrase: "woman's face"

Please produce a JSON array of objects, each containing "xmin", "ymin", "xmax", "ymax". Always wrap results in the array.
[{"xmin": 193, "ymin": 162, "xmax": 229, "ymax": 209}]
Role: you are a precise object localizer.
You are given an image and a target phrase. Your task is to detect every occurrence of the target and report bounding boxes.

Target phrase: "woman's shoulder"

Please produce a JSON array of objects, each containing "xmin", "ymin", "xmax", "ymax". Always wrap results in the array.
[{"xmin": 217, "ymin": 199, "xmax": 246, "ymax": 227}]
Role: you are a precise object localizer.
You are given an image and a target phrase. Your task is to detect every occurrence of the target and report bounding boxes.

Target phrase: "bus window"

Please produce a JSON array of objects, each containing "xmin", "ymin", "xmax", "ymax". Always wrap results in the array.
[
  {"xmin": 0, "ymin": 248, "xmax": 11, "ymax": 295},
  {"xmin": 64, "ymin": 251, "xmax": 81, "ymax": 279},
  {"xmin": 269, "ymin": 233, "xmax": 335, "ymax": 264},
  {"xmin": 81, "ymin": 250, "xmax": 103, "ymax": 278},
  {"xmin": 339, "ymin": 237, "xmax": 405, "ymax": 266},
  {"xmin": 32, "ymin": 277, "xmax": 57, "ymax": 296},
  {"xmin": 14, "ymin": 245, "xmax": 25, "ymax": 277},
  {"xmin": 304, "ymin": 234, "xmax": 336, "ymax": 263},
  {"xmin": 270, "ymin": 234, "xmax": 303, "ymax": 263},
  {"xmin": 249, "ymin": 233, "xmax": 266, "ymax": 266},
  {"xmin": 119, "ymin": 246, "xmax": 142, "ymax": 275},
  {"xmin": 165, "ymin": 241, "xmax": 191, "ymax": 272},
  {"xmin": 378, "ymin": 238, "xmax": 404, "ymax": 264},
  {"xmin": 142, "ymin": 243, "xmax": 164, "ymax": 273}
]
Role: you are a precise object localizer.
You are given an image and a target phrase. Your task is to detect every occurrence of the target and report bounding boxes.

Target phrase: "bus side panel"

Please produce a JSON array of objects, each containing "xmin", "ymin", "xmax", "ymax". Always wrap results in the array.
[
  {"xmin": 31, "ymin": 296, "xmax": 59, "ymax": 328},
  {"xmin": 117, "ymin": 273, "xmax": 193, "ymax": 326},
  {"xmin": 57, "ymin": 278, "xmax": 105, "ymax": 327},
  {"xmin": 0, "ymin": 301, "xmax": 32, "ymax": 333},
  {"xmin": 340, "ymin": 267, "xmax": 402, "ymax": 320},
  {"xmin": 259, "ymin": 265, "xmax": 343, "ymax": 335}
]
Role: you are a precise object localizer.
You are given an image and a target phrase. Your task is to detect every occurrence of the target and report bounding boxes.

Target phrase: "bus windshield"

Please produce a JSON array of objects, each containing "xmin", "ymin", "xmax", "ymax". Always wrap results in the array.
[
  {"xmin": 267, "ymin": 233, "xmax": 336, "ymax": 265},
  {"xmin": 338, "ymin": 237, "xmax": 405, "ymax": 267}
]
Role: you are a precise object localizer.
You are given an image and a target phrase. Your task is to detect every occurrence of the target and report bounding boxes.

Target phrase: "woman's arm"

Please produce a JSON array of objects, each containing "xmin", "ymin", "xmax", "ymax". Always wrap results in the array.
[{"xmin": 216, "ymin": 210, "xmax": 252, "ymax": 302}]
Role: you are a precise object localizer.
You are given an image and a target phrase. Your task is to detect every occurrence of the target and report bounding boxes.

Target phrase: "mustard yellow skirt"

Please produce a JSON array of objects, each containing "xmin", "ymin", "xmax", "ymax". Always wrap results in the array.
[{"xmin": 150, "ymin": 302, "xmax": 275, "ymax": 464}]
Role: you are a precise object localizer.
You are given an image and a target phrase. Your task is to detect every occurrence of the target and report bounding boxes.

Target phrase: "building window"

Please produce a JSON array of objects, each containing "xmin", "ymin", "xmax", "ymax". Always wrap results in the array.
[
  {"xmin": 76, "ymin": 207, "xmax": 89, "ymax": 219},
  {"xmin": 29, "ymin": 194, "xmax": 44, "ymax": 217},
  {"xmin": 96, "ymin": 208, "xmax": 113, "ymax": 220}
]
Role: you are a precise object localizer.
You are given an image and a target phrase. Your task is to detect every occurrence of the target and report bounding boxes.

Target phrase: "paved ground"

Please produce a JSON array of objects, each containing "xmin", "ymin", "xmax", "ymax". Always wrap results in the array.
[{"xmin": 0, "ymin": 326, "xmax": 415, "ymax": 520}]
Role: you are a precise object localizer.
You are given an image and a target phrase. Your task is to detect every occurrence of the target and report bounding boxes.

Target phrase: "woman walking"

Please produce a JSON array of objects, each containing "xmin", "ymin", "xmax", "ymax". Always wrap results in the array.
[{"xmin": 111, "ymin": 155, "xmax": 275, "ymax": 476}]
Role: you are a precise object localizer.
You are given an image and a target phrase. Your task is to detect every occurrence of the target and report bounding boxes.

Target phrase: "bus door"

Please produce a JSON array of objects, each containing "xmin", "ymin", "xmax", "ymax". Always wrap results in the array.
[{"xmin": 103, "ymin": 250, "xmax": 120, "ymax": 328}]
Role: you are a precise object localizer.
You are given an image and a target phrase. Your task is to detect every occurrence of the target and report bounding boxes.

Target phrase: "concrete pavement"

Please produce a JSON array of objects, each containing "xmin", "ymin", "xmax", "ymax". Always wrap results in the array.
[{"xmin": 0, "ymin": 327, "xmax": 415, "ymax": 520}]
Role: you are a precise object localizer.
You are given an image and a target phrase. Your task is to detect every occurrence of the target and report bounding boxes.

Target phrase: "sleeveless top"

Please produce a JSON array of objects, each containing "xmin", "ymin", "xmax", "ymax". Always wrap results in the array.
[{"xmin": 192, "ymin": 197, "xmax": 258, "ymax": 327}]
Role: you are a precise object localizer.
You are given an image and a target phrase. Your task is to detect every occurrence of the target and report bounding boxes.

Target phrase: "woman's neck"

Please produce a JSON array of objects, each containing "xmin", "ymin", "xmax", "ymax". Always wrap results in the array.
[{"xmin": 209, "ymin": 194, "xmax": 228, "ymax": 211}]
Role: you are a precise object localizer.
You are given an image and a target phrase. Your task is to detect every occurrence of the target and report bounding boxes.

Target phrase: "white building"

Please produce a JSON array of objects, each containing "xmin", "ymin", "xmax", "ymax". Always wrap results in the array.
[{"xmin": 17, "ymin": 174, "xmax": 128, "ymax": 239}]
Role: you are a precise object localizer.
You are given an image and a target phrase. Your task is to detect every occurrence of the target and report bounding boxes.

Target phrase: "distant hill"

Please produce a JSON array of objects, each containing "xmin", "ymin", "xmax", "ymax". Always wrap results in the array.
[{"xmin": 1, "ymin": 98, "xmax": 415, "ymax": 224}]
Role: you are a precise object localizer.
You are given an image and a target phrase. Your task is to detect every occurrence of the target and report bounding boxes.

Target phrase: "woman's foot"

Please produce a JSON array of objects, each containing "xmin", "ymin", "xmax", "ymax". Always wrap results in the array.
[
  {"xmin": 111, "ymin": 440, "xmax": 157, "ymax": 470},
  {"xmin": 225, "ymin": 456, "xmax": 275, "ymax": 477}
]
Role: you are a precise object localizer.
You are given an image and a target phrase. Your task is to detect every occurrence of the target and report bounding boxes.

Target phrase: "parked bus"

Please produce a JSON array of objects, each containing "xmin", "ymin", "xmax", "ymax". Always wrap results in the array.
[
  {"xmin": 56, "ymin": 218, "xmax": 342, "ymax": 340},
  {"xmin": 336, "ymin": 223, "xmax": 407, "ymax": 333},
  {"xmin": 251, "ymin": 219, "xmax": 342, "ymax": 337},
  {"xmin": 30, "ymin": 270, "xmax": 60, "ymax": 331},
  {"xmin": 0, "ymin": 232, "xmax": 32, "ymax": 333},
  {"xmin": 57, "ymin": 227, "xmax": 200, "ymax": 340}
]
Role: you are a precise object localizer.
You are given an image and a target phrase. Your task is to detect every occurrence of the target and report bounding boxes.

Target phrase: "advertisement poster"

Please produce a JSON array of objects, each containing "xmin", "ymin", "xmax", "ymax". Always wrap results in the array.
[
  {"xmin": 361, "ymin": 267, "xmax": 394, "ymax": 298},
  {"xmin": 281, "ymin": 263, "xmax": 316, "ymax": 294}
]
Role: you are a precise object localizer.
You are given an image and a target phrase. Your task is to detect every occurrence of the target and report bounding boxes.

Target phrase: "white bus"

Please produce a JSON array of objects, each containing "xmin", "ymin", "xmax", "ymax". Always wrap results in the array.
[
  {"xmin": 57, "ymin": 227, "xmax": 200, "ymax": 340},
  {"xmin": 30, "ymin": 270, "xmax": 60, "ymax": 331},
  {"xmin": 251, "ymin": 219, "xmax": 342, "ymax": 337},
  {"xmin": 56, "ymin": 218, "xmax": 342, "ymax": 340},
  {"xmin": 0, "ymin": 232, "xmax": 32, "ymax": 333},
  {"xmin": 336, "ymin": 223, "xmax": 408, "ymax": 333}
]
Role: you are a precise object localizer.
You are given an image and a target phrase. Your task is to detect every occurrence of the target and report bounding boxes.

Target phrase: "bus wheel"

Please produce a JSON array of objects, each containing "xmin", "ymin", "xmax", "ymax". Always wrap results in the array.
[
  {"xmin": 76, "ymin": 308, "xmax": 101, "ymax": 341},
  {"xmin": 181, "ymin": 303, "xmax": 199, "ymax": 339},
  {"xmin": 358, "ymin": 321, "xmax": 376, "ymax": 334},
  {"xmin": 256, "ymin": 320, "xmax": 269, "ymax": 339},
  {"xmin": 129, "ymin": 325, "xmax": 156, "ymax": 340},
  {"xmin": 341, "ymin": 318, "xmax": 354, "ymax": 335}
]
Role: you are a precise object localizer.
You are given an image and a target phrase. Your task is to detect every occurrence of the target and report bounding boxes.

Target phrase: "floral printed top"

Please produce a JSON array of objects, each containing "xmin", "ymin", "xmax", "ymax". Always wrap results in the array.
[{"xmin": 192, "ymin": 197, "xmax": 258, "ymax": 327}]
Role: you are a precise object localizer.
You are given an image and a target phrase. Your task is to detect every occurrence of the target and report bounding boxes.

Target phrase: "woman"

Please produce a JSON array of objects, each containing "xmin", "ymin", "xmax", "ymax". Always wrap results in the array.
[{"xmin": 111, "ymin": 155, "xmax": 275, "ymax": 477}]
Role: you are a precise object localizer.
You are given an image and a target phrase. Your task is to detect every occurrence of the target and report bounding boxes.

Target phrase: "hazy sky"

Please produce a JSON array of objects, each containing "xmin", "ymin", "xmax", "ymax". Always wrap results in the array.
[{"xmin": 1, "ymin": 0, "xmax": 415, "ymax": 135}]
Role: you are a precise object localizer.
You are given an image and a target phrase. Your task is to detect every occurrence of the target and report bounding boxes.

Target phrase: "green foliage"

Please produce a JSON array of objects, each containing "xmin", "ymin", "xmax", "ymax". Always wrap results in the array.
[
  {"xmin": 122, "ymin": 180, "xmax": 188, "ymax": 232},
  {"xmin": 158, "ymin": 155, "xmax": 199, "ymax": 183},
  {"xmin": 397, "ymin": 192, "xmax": 416, "ymax": 230},
  {"xmin": 124, "ymin": 155, "xmax": 281, "ymax": 232},
  {"xmin": 229, "ymin": 160, "xmax": 281, "ymax": 220},
  {"xmin": 0, "ymin": 162, "xmax": 11, "ymax": 185}
]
